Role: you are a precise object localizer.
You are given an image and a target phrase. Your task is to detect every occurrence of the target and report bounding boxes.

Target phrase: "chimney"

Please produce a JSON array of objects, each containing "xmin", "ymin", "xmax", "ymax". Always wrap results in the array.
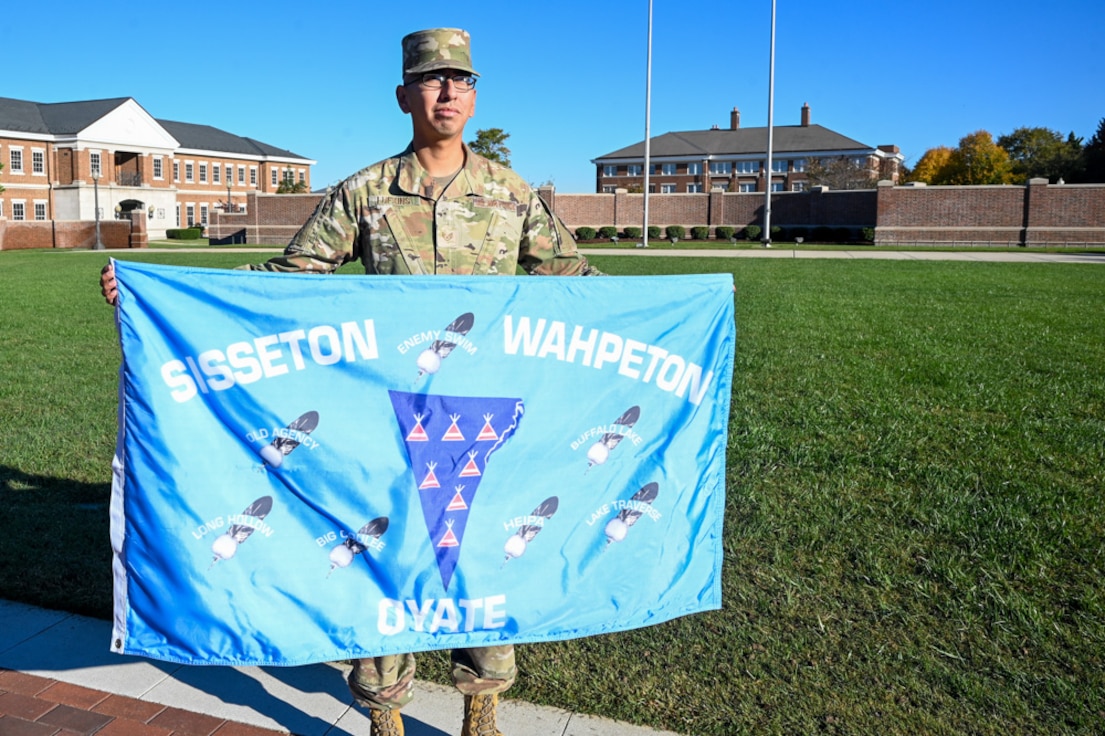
[
  {"xmin": 801, "ymin": 102, "xmax": 811, "ymax": 127},
  {"xmin": 730, "ymin": 107, "xmax": 741, "ymax": 130}
]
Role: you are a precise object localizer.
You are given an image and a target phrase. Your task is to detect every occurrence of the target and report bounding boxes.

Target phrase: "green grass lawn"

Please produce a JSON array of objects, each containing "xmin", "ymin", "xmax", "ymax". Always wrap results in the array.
[{"xmin": 1, "ymin": 249, "xmax": 1102, "ymax": 735}]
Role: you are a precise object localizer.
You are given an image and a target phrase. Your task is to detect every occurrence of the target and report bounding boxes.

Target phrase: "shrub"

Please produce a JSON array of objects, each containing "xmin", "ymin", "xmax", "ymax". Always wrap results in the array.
[
  {"xmin": 167, "ymin": 227, "xmax": 203, "ymax": 240},
  {"xmin": 770, "ymin": 225, "xmax": 784, "ymax": 241},
  {"xmin": 623, "ymin": 226, "xmax": 642, "ymax": 239},
  {"xmin": 599, "ymin": 226, "xmax": 618, "ymax": 239},
  {"xmin": 691, "ymin": 226, "xmax": 710, "ymax": 240},
  {"xmin": 575, "ymin": 226, "xmax": 597, "ymax": 241},
  {"xmin": 811, "ymin": 225, "xmax": 834, "ymax": 242},
  {"xmin": 665, "ymin": 225, "xmax": 686, "ymax": 241},
  {"xmin": 715, "ymin": 226, "xmax": 736, "ymax": 240},
  {"xmin": 647, "ymin": 225, "xmax": 661, "ymax": 239},
  {"xmin": 861, "ymin": 227, "xmax": 876, "ymax": 243},
  {"xmin": 744, "ymin": 225, "xmax": 762, "ymax": 241}
]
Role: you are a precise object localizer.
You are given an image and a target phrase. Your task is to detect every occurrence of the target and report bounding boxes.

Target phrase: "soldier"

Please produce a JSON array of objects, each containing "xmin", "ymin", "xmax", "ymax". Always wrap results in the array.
[{"xmin": 101, "ymin": 27, "xmax": 601, "ymax": 736}]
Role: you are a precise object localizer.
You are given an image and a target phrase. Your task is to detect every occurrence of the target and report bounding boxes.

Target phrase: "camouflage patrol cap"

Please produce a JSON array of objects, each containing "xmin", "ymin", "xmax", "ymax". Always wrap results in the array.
[{"xmin": 402, "ymin": 28, "xmax": 479, "ymax": 79}]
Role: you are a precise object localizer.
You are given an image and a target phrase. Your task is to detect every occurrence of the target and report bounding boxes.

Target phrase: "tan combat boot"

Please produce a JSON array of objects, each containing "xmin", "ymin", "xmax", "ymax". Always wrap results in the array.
[
  {"xmin": 369, "ymin": 707, "xmax": 404, "ymax": 736},
  {"xmin": 461, "ymin": 694, "xmax": 504, "ymax": 736}
]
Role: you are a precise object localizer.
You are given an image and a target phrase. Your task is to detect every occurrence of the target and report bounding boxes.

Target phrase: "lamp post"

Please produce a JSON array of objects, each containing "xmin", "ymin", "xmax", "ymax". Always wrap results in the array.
[
  {"xmin": 92, "ymin": 167, "xmax": 105, "ymax": 250},
  {"xmin": 762, "ymin": 0, "xmax": 777, "ymax": 248}
]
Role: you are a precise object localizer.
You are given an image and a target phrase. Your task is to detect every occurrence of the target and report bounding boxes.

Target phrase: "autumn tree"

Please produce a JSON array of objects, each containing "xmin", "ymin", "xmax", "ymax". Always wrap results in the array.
[
  {"xmin": 997, "ymin": 126, "xmax": 1083, "ymax": 182},
  {"xmin": 906, "ymin": 146, "xmax": 953, "ymax": 184},
  {"xmin": 468, "ymin": 128, "xmax": 511, "ymax": 166},
  {"xmin": 943, "ymin": 130, "xmax": 1014, "ymax": 185},
  {"xmin": 805, "ymin": 155, "xmax": 878, "ymax": 190}
]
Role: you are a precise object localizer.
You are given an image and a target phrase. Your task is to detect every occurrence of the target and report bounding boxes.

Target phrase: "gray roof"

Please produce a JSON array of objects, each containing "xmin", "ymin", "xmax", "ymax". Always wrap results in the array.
[
  {"xmin": 0, "ymin": 96, "xmax": 310, "ymax": 160},
  {"xmin": 158, "ymin": 120, "xmax": 306, "ymax": 160},
  {"xmin": 595, "ymin": 124, "xmax": 874, "ymax": 161}
]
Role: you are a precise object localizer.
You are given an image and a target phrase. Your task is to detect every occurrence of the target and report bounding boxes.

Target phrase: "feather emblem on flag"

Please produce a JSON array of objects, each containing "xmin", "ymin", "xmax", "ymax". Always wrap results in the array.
[
  {"xmin": 210, "ymin": 495, "xmax": 273, "ymax": 565},
  {"xmin": 605, "ymin": 482, "xmax": 659, "ymax": 544},
  {"xmin": 259, "ymin": 410, "xmax": 319, "ymax": 468},
  {"xmin": 587, "ymin": 405, "xmax": 641, "ymax": 467},
  {"xmin": 416, "ymin": 312, "xmax": 475, "ymax": 376},
  {"xmin": 503, "ymin": 496, "xmax": 559, "ymax": 563},
  {"xmin": 328, "ymin": 517, "xmax": 389, "ymax": 575}
]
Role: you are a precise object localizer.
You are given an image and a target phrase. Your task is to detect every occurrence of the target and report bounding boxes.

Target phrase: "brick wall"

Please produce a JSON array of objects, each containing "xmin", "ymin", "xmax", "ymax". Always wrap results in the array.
[
  {"xmin": 208, "ymin": 191, "xmax": 324, "ymax": 245},
  {"xmin": 207, "ymin": 182, "xmax": 1105, "ymax": 247},
  {"xmin": 0, "ymin": 219, "xmax": 135, "ymax": 250}
]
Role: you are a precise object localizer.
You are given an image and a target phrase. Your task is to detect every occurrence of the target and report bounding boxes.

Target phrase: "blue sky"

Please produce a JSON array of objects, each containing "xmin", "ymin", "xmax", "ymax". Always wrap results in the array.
[{"xmin": 4, "ymin": 0, "xmax": 1102, "ymax": 192}]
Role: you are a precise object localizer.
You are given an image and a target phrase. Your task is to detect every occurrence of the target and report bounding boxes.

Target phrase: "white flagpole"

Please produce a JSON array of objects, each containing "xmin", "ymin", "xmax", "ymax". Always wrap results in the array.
[
  {"xmin": 641, "ymin": 0, "xmax": 653, "ymax": 248},
  {"xmin": 763, "ymin": 0, "xmax": 776, "ymax": 247}
]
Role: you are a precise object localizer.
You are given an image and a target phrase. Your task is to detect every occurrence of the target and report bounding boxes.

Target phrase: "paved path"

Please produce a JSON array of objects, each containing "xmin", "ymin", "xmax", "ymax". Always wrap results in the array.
[
  {"xmin": 577, "ymin": 247, "xmax": 1105, "ymax": 264},
  {"xmin": 80, "ymin": 246, "xmax": 1105, "ymax": 264},
  {"xmin": 0, "ymin": 600, "xmax": 679, "ymax": 736}
]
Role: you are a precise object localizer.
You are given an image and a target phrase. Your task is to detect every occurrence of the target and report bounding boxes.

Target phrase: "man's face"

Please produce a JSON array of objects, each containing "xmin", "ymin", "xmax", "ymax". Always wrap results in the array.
[{"xmin": 396, "ymin": 70, "xmax": 477, "ymax": 145}]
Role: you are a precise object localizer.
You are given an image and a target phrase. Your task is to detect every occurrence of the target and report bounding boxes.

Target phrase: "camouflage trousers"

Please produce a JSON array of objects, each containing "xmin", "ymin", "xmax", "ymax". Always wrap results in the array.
[{"xmin": 347, "ymin": 645, "xmax": 516, "ymax": 711}]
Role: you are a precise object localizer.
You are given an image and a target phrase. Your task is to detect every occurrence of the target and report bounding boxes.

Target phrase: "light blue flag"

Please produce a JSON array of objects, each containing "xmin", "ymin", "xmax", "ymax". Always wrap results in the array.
[{"xmin": 108, "ymin": 260, "xmax": 735, "ymax": 666}]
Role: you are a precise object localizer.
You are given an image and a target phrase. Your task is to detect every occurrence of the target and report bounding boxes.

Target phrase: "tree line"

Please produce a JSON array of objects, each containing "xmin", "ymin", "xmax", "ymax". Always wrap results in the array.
[{"xmin": 905, "ymin": 118, "xmax": 1105, "ymax": 185}]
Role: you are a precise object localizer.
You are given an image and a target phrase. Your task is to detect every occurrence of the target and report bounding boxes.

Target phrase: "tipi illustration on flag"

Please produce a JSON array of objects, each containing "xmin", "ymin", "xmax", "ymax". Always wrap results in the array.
[{"xmin": 389, "ymin": 390, "xmax": 524, "ymax": 590}]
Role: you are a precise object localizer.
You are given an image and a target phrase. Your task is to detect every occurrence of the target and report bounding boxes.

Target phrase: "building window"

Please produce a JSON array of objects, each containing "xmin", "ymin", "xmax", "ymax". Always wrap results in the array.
[
  {"xmin": 661, "ymin": 163, "xmax": 676, "ymax": 176},
  {"xmin": 687, "ymin": 162, "xmax": 702, "ymax": 175},
  {"xmin": 12, "ymin": 201, "xmax": 26, "ymax": 220},
  {"xmin": 735, "ymin": 161, "xmax": 759, "ymax": 174},
  {"xmin": 199, "ymin": 163, "xmax": 208, "ymax": 183},
  {"xmin": 771, "ymin": 182, "xmax": 785, "ymax": 192},
  {"xmin": 34, "ymin": 201, "xmax": 47, "ymax": 220},
  {"xmin": 602, "ymin": 164, "xmax": 617, "ymax": 177},
  {"xmin": 739, "ymin": 182, "xmax": 756, "ymax": 193},
  {"xmin": 32, "ymin": 150, "xmax": 45, "ymax": 175},
  {"xmin": 791, "ymin": 181, "xmax": 807, "ymax": 192},
  {"xmin": 173, "ymin": 161, "xmax": 180, "ymax": 182},
  {"xmin": 213, "ymin": 163, "xmax": 221, "ymax": 184},
  {"xmin": 250, "ymin": 166, "xmax": 258, "ymax": 186},
  {"xmin": 687, "ymin": 183, "xmax": 703, "ymax": 193},
  {"xmin": 200, "ymin": 204, "xmax": 209, "ymax": 225},
  {"xmin": 709, "ymin": 161, "xmax": 732, "ymax": 175},
  {"xmin": 272, "ymin": 168, "xmax": 279, "ymax": 186},
  {"xmin": 176, "ymin": 204, "xmax": 181, "ymax": 226},
  {"xmin": 283, "ymin": 168, "xmax": 294, "ymax": 183},
  {"xmin": 186, "ymin": 204, "xmax": 195, "ymax": 226},
  {"xmin": 10, "ymin": 148, "xmax": 24, "ymax": 173},
  {"xmin": 660, "ymin": 183, "xmax": 676, "ymax": 193},
  {"xmin": 90, "ymin": 152, "xmax": 101, "ymax": 177},
  {"xmin": 299, "ymin": 170, "xmax": 305, "ymax": 184},
  {"xmin": 793, "ymin": 158, "xmax": 807, "ymax": 172},
  {"xmin": 153, "ymin": 157, "xmax": 163, "ymax": 180},
  {"xmin": 185, "ymin": 162, "xmax": 194, "ymax": 183},
  {"xmin": 772, "ymin": 159, "xmax": 787, "ymax": 173},
  {"xmin": 602, "ymin": 185, "xmax": 616, "ymax": 193},
  {"xmin": 627, "ymin": 164, "xmax": 642, "ymax": 177},
  {"xmin": 0, "ymin": 201, "xmax": 3, "ymax": 218},
  {"xmin": 238, "ymin": 166, "xmax": 245, "ymax": 184}
]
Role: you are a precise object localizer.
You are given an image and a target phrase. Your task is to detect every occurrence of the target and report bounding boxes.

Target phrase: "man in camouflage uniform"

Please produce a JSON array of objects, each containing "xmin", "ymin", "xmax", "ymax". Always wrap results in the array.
[{"xmin": 103, "ymin": 26, "xmax": 599, "ymax": 736}]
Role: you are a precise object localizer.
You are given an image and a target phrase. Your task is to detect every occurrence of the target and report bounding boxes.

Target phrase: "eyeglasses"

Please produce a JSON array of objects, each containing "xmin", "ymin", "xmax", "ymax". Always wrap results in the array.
[{"xmin": 407, "ymin": 72, "xmax": 477, "ymax": 92}]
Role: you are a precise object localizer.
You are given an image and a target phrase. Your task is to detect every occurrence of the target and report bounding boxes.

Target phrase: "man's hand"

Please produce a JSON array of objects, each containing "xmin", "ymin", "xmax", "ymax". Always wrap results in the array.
[{"xmin": 100, "ymin": 263, "xmax": 118, "ymax": 306}]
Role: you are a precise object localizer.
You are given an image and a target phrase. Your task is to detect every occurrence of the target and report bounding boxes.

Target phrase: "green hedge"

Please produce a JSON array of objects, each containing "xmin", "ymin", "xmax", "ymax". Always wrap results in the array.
[
  {"xmin": 691, "ymin": 226, "xmax": 710, "ymax": 240},
  {"xmin": 716, "ymin": 226, "xmax": 736, "ymax": 240},
  {"xmin": 665, "ymin": 225, "xmax": 686, "ymax": 241},
  {"xmin": 575, "ymin": 226, "xmax": 597, "ymax": 241},
  {"xmin": 599, "ymin": 226, "xmax": 618, "ymax": 239},
  {"xmin": 167, "ymin": 227, "xmax": 203, "ymax": 240}
]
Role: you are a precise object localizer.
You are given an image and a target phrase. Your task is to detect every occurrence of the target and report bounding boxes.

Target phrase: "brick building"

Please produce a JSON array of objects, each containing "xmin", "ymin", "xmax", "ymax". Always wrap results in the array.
[
  {"xmin": 592, "ymin": 103, "xmax": 903, "ymax": 194},
  {"xmin": 0, "ymin": 96, "xmax": 314, "ymax": 239}
]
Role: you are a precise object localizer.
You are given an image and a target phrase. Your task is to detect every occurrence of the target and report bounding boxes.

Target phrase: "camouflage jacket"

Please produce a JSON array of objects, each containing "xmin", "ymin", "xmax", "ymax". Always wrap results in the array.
[{"xmin": 249, "ymin": 144, "xmax": 600, "ymax": 277}]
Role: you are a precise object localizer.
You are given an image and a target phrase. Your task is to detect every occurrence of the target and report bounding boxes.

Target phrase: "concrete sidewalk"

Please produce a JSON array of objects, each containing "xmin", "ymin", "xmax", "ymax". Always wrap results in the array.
[
  {"xmin": 576, "ymin": 247, "xmax": 1105, "ymax": 264},
  {"xmin": 0, "ymin": 600, "xmax": 679, "ymax": 736}
]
